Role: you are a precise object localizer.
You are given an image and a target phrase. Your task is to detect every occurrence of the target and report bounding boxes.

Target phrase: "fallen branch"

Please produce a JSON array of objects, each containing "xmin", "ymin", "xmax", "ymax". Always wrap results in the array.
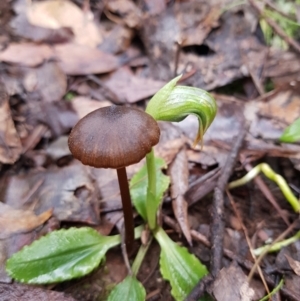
[{"xmin": 210, "ymin": 119, "xmax": 249, "ymax": 277}]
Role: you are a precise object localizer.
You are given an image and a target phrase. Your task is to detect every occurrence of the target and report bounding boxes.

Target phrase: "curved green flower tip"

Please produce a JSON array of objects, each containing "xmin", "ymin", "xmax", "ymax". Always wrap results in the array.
[{"xmin": 146, "ymin": 75, "xmax": 217, "ymax": 147}]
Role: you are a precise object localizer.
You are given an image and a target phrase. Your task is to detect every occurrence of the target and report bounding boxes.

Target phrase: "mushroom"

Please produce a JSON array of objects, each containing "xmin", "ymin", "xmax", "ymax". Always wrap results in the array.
[{"xmin": 68, "ymin": 105, "xmax": 160, "ymax": 253}]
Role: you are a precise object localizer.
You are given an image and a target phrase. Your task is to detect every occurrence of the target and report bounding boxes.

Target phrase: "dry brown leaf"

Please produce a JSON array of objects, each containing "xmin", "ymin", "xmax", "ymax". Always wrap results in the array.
[
  {"xmin": 0, "ymin": 43, "xmax": 53, "ymax": 67},
  {"xmin": 105, "ymin": 67, "xmax": 166, "ymax": 103},
  {"xmin": 3, "ymin": 163, "xmax": 100, "ymax": 224},
  {"xmin": 23, "ymin": 62, "xmax": 67, "ymax": 102},
  {"xmin": 99, "ymin": 25, "xmax": 134, "ymax": 54},
  {"xmin": 0, "ymin": 203, "xmax": 52, "ymax": 239},
  {"xmin": 285, "ymin": 255, "xmax": 300, "ymax": 276},
  {"xmin": 11, "ymin": 0, "xmax": 73, "ymax": 44},
  {"xmin": 213, "ymin": 263, "xmax": 264, "ymax": 301},
  {"xmin": 106, "ymin": 0, "xmax": 142, "ymax": 28},
  {"xmin": 245, "ymin": 91, "xmax": 300, "ymax": 140},
  {"xmin": 26, "ymin": 0, "xmax": 102, "ymax": 47},
  {"xmin": 0, "ymin": 84, "xmax": 22, "ymax": 164},
  {"xmin": 175, "ymin": 2, "xmax": 220, "ymax": 46},
  {"xmin": 29, "ymin": 101, "xmax": 78, "ymax": 137},
  {"xmin": 46, "ymin": 136, "xmax": 71, "ymax": 160},
  {"xmin": 168, "ymin": 146, "xmax": 192, "ymax": 245},
  {"xmin": 154, "ymin": 122, "xmax": 186, "ymax": 165},
  {"xmin": 71, "ymin": 96, "xmax": 112, "ymax": 119},
  {"xmin": 143, "ymin": 0, "xmax": 166, "ymax": 16},
  {"xmin": 53, "ymin": 43, "xmax": 119, "ymax": 75}
]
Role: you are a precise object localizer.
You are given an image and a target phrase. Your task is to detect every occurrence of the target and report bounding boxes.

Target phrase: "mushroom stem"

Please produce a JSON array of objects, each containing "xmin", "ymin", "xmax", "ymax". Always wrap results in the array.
[{"xmin": 117, "ymin": 167, "xmax": 134, "ymax": 253}]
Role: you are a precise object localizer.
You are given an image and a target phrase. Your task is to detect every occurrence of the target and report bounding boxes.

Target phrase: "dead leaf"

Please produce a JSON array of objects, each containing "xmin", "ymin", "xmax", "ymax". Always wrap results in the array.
[
  {"xmin": 0, "ymin": 84, "xmax": 22, "ymax": 164},
  {"xmin": 71, "ymin": 96, "xmax": 112, "ymax": 119},
  {"xmin": 245, "ymin": 91, "xmax": 300, "ymax": 140},
  {"xmin": 155, "ymin": 122, "xmax": 186, "ymax": 165},
  {"xmin": 0, "ymin": 283, "xmax": 76, "ymax": 301},
  {"xmin": 264, "ymin": 48, "xmax": 300, "ymax": 82},
  {"xmin": 185, "ymin": 168, "xmax": 220, "ymax": 206},
  {"xmin": 3, "ymin": 163, "xmax": 100, "ymax": 224},
  {"xmin": 142, "ymin": 0, "xmax": 166, "ymax": 16},
  {"xmin": 0, "ymin": 203, "xmax": 52, "ymax": 239},
  {"xmin": 96, "ymin": 212, "xmax": 123, "ymax": 236},
  {"xmin": 23, "ymin": 62, "xmax": 67, "ymax": 102},
  {"xmin": 11, "ymin": 0, "xmax": 73, "ymax": 44},
  {"xmin": 286, "ymin": 255, "xmax": 300, "ymax": 276},
  {"xmin": 168, "ymin": 146, "xmax": 192, "ymax": 245},
  {"xmin": 213, "ymin": 263, "xmax": 264, "ymax": 301},
  {"xmin": 175, "ymin": 2, "xmax": 220, "ymax": 46},
  {"xmin": 93, "ymin": 168, "xmax": 120, "ymax": 206},
  {"xmin": 106, "ymin": 0, "xmax": 142, "ymax": 28},
  {"xmin": 29, "ymin": 100, "xmax": 78, "ymax": 138},
  {"xmin": 46, "ymin": 135, "xmax": 71, "ymax": 160},
  {"xmin": 99, "ymin": 25, "xmax": 134, "ymax": 54},
  {"xmin": 26, "ymin": 0, "xmax": 102, "ymax": 47},
  {"xmin": 285, "ymin": 274, "xmax": 300, "ymax": 299},
  {"xmin": 0, "ymin": 43, "xmax": 53, "ymax": 67},
  {"xmin": 53, "ymin": 43, "xmax": 119, "ymax": 75},
  {"xmin": 104, "ymin": 67, "xmax": 166, "ymax": 103}
]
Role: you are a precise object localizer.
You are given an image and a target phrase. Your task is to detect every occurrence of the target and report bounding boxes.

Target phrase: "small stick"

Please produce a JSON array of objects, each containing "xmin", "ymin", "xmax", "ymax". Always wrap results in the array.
[
  {"xmin": 174, "ymin": 40, "xmax": 182, "ymax": 77},
  {"xmin": 211, "ymin": 120, "xmax": 248, "ymax": 277}
]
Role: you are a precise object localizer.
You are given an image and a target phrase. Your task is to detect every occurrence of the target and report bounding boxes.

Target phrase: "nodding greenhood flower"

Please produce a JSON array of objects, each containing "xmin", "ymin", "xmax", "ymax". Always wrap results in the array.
[{"xmin": 146, "ymin": 75, "xmax": 217, "ymax": 147}]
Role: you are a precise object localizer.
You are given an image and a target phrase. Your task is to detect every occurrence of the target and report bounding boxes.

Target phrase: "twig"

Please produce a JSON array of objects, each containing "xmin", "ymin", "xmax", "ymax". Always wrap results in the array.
[
  {"xmin": 211, "ymin": 120, "xmax": 249, "ymax": 277},
  {"xmin": 248, "ymin": 0, "xmax": 300, "ymax": 54},
  {"xmin": 174, "ymin": 40, "xmax": 182, "ymax": 77}
]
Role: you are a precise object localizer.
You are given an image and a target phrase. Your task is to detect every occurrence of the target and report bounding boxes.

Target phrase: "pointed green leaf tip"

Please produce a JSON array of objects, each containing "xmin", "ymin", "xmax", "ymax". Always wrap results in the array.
[
  {"xmin": 146, "ymin": 75, "xmax": 217, "ymax": 146},
  {"xmin": 107, "ymin": 276, "xmax": 146, "ymax": 301},
  {"xmin": 280, "ymin": 117, "xmax": 300, "ymax": 143}
]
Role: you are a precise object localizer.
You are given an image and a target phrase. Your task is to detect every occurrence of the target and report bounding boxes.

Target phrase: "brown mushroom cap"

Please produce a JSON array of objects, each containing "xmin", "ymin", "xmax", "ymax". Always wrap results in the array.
[{"xmin": 68, "ymin": 105, "xmax": 160, "ymax": 169}]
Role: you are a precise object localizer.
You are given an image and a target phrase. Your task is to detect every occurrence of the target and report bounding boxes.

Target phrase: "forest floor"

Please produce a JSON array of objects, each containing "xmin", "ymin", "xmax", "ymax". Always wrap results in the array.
[{"xmin": 0, "ymin": 0, "xmax": 300, "ymax": 300}]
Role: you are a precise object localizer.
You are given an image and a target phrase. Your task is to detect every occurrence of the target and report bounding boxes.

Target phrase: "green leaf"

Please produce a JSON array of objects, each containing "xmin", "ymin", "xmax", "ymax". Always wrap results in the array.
[
  {"xmin": 280, "ymin": 117, "xmax": 300, "ymax": 143},
  {"xmin": 130, "ymin": 157, "xmax": 170, "ymax": 222},
  {"xmin": 107, "ymin": 276, "xmax": 146, "ymax": 301},
  {"xmin": 6, "ymin": 227, "xmax": 120, "ymax": 284},
  {"xmin": 154, "ymin": 227, "xmax": 208, "ymax": 301},
  {"xmin": 146, "ymin": 76, "xmax": 217, "ymax": 146}
]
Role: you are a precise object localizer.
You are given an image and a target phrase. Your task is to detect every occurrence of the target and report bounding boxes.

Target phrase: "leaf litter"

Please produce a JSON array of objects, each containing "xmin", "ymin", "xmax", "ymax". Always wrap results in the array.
[{"xmin": 0, "ymin": 0, "xmax": 300, "ymax": 300}]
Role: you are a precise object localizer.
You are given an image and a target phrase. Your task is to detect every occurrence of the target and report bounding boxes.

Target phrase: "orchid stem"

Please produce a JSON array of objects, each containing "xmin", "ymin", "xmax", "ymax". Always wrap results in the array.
[{"xmin": 146, "ymin": 149, "xmax": 157, "ymax": 229}]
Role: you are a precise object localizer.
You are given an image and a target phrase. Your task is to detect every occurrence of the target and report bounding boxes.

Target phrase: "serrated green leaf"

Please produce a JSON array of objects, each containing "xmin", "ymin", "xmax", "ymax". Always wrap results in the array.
[
  {"xmin": 154, "ymin": 227, "xmax": 208, "ymax": 301},
  {"xmin": 280, "ymin": 117, "xmax": 300, "ymax": 143},
  {"xmin": 146, "ymin": 76, "xmax": 217, "ymax": 146},
  {"xmin": 130, "ymin": 157, "xmax": 170, "ymax": 222},
  {"xmin": 6, "ymin": 227, "xmax": 120, "ymax": 284},
  {"xmin": 107, "ymin": 275, "xmax": 146, "ymax": 301}
]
